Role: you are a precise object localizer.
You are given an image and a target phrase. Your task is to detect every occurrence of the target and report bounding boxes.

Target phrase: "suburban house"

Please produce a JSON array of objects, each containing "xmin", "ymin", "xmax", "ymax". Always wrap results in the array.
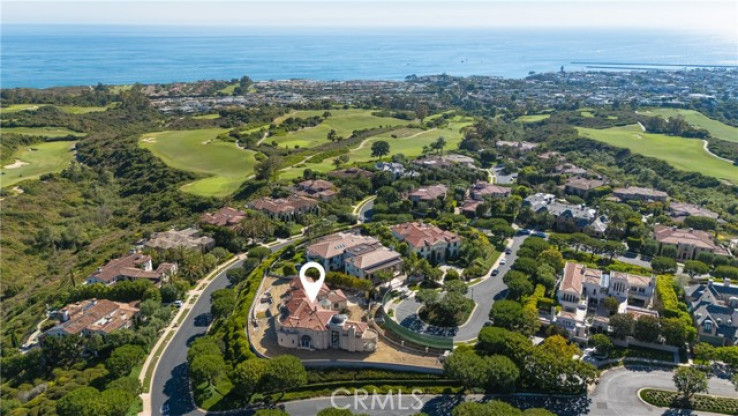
[
  {"xmin": 413, "ymin": 154, "xmax": 475, "ymax": 169},
  {"xmin": 248, "ymin": 195, "xmax": 319, "ymax": 221},
  {"xmin": 296, "ymin": 179, "xmax": 338, "ymax": 201},
  {"xmin": 145, "ymin": 228, "xmax": 215, "ymax": 252},
  {"xmin": 613, "ymin": 186, "xmax": 668, "ymax": 202},
  {"xmin": 391, "ymin": 222, "xmax": 462, "ymax": 262},
  {"xmin": 328, "ymin": 167, "xmax": 373, "ymax": 179},
  {"xmin": 495, "ymin": 140, "xmax": 539, "ymax": 152},
  {"xmin": 653, "ymin": 224, "xmax": 731, "ymax": 260},
  {"xmin": 459, "ymin": 199, "xmax": 485, "ymax": 217},
  {"xmin": 469, "ymin": 182, "xmax": 511, "ymax": 200},
  {"xmin": 554, "ymin": 163, "xmax": 588, "ymax": 176},
  {"xmin": 200, "ymin": 206, "xmax": 246, "ymax": 228},
  {"xmin": 375, "ymin": 162, "xmax": 417, "ymax": 179},
  {"xmin": 406, "ymin": 184, "xmax": 448, "ymax": 207},
  {"xmin": 44, "ymin": 299, "xmax": 139, "ymax": 338},
  {"xmin": 668, "ymin": 202, "xmax": 719, "ymax": 222},
  {"xmin": 564, "ymin": 177, "xmax": 607, "ymax": 198},
  {"xmin": 686, "ymin": 279, "xmax": 738, "ymax": 346},
  {"xmin": 524, "ymin": 193, "xmax": 602, "ymax": 233},
  {"xmin": 85, "ymin": 251, "xmax": 177, "ymax": 286},
  {"xmin": 274, "ymin": 277, "xmax": 378, "ymax": 352},
  {"xmin": 306, "ymin": 232, "xmax": 401, "ymax": 279},
  {"xmin": 553, "ymin": 262, "xmax": 657, "ymax": 342}
]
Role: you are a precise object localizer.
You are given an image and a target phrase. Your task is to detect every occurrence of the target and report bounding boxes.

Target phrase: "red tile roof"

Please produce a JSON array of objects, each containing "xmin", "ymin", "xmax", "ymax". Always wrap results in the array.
[
  {"xmin": 391, "ymin": 222, "xmax": 461, "ymax": 249},
  {"xmin": 200, "ymin": 207, "xmax": 247, "ymax": 227}
]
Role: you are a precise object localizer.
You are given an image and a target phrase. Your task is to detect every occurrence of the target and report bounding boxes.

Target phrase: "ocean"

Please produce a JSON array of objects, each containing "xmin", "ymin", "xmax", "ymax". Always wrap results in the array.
[{"xmin": 2, "ymin": 25, "xmax": 737, "ymax": 88}]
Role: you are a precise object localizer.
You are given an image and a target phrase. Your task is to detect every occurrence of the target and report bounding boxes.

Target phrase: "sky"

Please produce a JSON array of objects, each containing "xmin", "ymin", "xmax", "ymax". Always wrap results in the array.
[{"xmin": 3, "ymin": 1, "xmax": 737, "ymax": 39}]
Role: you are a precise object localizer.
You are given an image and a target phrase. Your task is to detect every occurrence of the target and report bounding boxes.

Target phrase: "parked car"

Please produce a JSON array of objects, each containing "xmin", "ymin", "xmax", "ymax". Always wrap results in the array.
[
  {"xmin": 505, "ymin": 248, "xmax": 512, "ymax": 255},
  {"xmin": 500, "ymin": 258, "xmax": 507, "ymax": 265},
  {"xmin": 483, "ymin": 321, "xmax": 494, "ymax": 327},
  {"xmin": 518, "ymin": 228, "xmax": 532, "ymax": 235},
  {"xmin": 173, "ymin": 300, "xmax": 183, "ymax": 308},
  {"xmin": 533, "ymin": 231, "xmax": 547, "ymax": 238},
  {"xmin": 491, "ymin": 269, "xmax": 500, "ymax": 276}
]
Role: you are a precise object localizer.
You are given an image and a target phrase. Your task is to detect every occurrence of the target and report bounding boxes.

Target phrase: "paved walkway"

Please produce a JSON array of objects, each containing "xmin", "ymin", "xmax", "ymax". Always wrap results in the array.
[{"xmin": 391, "ymin": 235, "xmax": 527, "ymax": 342}]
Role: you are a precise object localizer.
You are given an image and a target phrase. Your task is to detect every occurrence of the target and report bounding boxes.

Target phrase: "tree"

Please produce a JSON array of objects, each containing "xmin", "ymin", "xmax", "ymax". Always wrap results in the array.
[
  {"xmin": 248, "ymin": 246, "xmax": 272, "ymax": 260},
  {"xmin": 641, "ymin": 239, "xmax": 659, "ymax": 257},
  {"xmin": 476, "ymin": 326, "xmax": 533, "ymax": 363},
  {"xmin": 262, "ymin": 355, "xmax": 307, "ymax": 399},
  {"xmin": 684, "ymin": 215, "xmax": 717, "ymax": 231},
  {"xmin": 633, "ymin": 315, "xmax": 661, "ymax": 343},
  {"xmin": 432, "ymin": 136, "xmax": 447, "ymax": 154},
  {"xmin": 189, "ymin": 353, "xmax": 226, "ymax": 387},
  {"xmin": 226, "ymin": 267, "xmax": 248, "ymax": 285},
  {"xmin": 100, "ymin": 388, "xmax": 135, "ymax": 416},
  {"xmin": 713, "ymin": 266, "xmax": 738, "ymax": 280},
  {"xmin": 106, "ymin": 345, "xmax": 145, "ymax": 379},
  {"xmin": 523, "ymin": 409, "xmax": 555, "ymax": 416},
  {"xmin": 57, "ymin": 387, "xmax": 99, "ymax": 416},
  {"xmin": 673, "ymin": 366, "xmax": 708, "ymax": 400},
  {"xmin": 444, "ymin": 347, "xmax": 491, "ymax": 391},
  {"xmin": 371, "ymin": 140, "xmax": 390, "ymax": 159},
  {"xmin": 590, "ymin": 334, "xmax": 614, "ymax": 356},
  {"xmin": 232, "ymin": 358, "xmax": 269, "ymax": 399},
  {"xmin": 609, "ymin": 313, "xmax": 635, "ymax": 339},
  {"xmin": 602, "ymin": 240, "xmax": 626, "ymax": 261},
  {"xmin": 416, "ymin": 288, "xmax": 439, "ymax": 305},
  {"xmin": 485, "ymin": 354, "xmax": 520, "ymax": 392},
  {"xmin": 693, "ymin": 342, "xmax": 716, "ymax": 362},
  {"xmin": 255, "ymin": 410, "xmax": 290, "ymax": 416},
  {"xmin": 503, "ymin": 271, "xmax": 533, "ymax": 300},
  {"xmin": 211, "ymin": 288, "xmax": 237, "ymax": 319},
  {"xmin": 683, "ymin": 260, "xmax": 709, "ymax": 278},
  {"xmin": 603, "ymin": 296, "xmax": 620, "ymax": 315},
  {"xmin": 651, "ymin": 256, "xmax": 677, "ymax": 274},
  {"xmin": 452, "ymin": 401, "xmax": 522, "ymax": 416},
  {"xmin": 660, "ymin": 317, "xmax": 691, "ymax": 346},
  {"xmin": 489, "ymin": 300, "xmax": 537, "ymax": 335},
  {"xmin": 444, "ymin": 279, "xmax": 468, "ymax": 295},
  {"xmin": 537, "ymin": 249, "xmax": 565, "ymax": 272},
  {"xmin": 660, "ymin": 245, "xmax": 679, "ymax": 259}
]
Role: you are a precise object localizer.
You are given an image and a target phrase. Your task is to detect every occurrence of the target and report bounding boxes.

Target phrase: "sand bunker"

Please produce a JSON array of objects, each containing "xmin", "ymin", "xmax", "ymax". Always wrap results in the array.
[
  {"xmin": 3, "ymin": 159, "xmax": 29, "ymax": 169},
  {"xmin": 141, "ymin": 137, "xmax": 157, "ymax": 143}
]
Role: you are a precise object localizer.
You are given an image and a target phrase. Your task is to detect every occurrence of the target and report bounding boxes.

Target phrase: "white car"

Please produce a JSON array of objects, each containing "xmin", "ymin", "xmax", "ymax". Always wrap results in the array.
[{"xmin": 500, "ymin": 258, "xmax": 507, "ymax": 265}]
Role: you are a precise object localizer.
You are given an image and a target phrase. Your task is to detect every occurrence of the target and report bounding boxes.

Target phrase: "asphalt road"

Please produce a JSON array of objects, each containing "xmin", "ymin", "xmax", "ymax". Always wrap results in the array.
[
  {"xmin": 152, "ymin": 239, "xmax": 297, "ymax": 416},
  {"xmin": 392, "ymin": 235, "xmax": 528, "ymax": 342},
  {"xmin": 282, "ymin": 366, "xmax": 737, "ymax": 416}
]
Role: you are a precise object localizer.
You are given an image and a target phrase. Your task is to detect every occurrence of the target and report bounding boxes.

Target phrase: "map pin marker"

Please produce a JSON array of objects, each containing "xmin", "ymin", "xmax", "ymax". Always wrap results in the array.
[{"xmin": 299, "ymin": 261, "xmax": 326, "ymax": 303}]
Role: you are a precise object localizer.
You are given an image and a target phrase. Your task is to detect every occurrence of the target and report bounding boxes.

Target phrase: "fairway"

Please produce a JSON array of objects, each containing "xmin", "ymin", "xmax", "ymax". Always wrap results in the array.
[
  {"xmin": 638, "ymin": 108, "xmax": 738, "ymax": 143},
  {"xmin": 278, "ymin": 117, "xmax": 474, "ymax": 179},
  {"xmin": 271, "ymin": 109, "xmax": 412, "ymax": 149},
  {"xmin": 577, "ymin": 124, "xmax": 738, "ymax": 184},
  {"xmin": 2, "ymin": 127, "xmax": 86, "ymax": 138},
  {"xmin": 1, "ymin": 141, "xmax": 77, "ymax": 187},
  {"xmin": 0, "ymin": 104, "xmax": 109, "ymax": 114},
  {"xmin": 516, "ymin": 114, "xmax": 550, "ymax": 123},
  {"xmin": 139, "ymin": 128, "xmax": 258, "ymax": 197}
]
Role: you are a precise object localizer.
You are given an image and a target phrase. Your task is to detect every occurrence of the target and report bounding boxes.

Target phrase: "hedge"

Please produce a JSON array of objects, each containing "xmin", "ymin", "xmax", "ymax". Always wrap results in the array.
[
  {"xmin": 655, "ymin": 275, "xmax": 693, "ymax": 329},
  {"xmin": 640, "ymin": 388, "xmax": 738, "ymax": 415},
  {"xmin": 524, "ymin": 284, "xmax": 552, "ymax": 313}
]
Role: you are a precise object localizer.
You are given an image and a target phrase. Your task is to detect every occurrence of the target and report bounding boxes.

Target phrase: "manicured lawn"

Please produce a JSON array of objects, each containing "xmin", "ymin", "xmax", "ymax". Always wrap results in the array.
[
  {"xmin": 192, "ymin": 113, "xmax": 220, "ymax": 120},
  {"xmin": 639, "ymin": 108, "xmax": 738, "ymax": 143},
  {"xmin": 58, "ymin": 105, "xmax": 110, "ymax": 114},
  {"xmin": 2, "ymin": 127, "xmax": 86, "ymax": 138},
  {"xmin": 0, "ymin": 104, "xmax": 110, "ymax": 114},
  {"xmin": 1, "ymin": 141, "xmax": 77, "ymax": 187},
  {"xmin": 580, "ymin": 111, "xmax": 595, "ymax": 118},
  {"xmin": 577, "ymin": 124, "xmax": 738, "ymax": 184},
  {"xmin": 278, "ymin": 117, "xmax": 474, "ymax": 179},
  {"xmin": 139, "ymin": 128, "xmax": 258, "ymax": 197},
  {"xmin": 516, "ymin": 114, "xmax": 551, "ymax": 123},
  {"xmin": 270, "ymin": 109, "xmax": 412, "ymax": 149},
  {"xmin": 0, "ymin": 104, "xmax": 41, "ymax": 113},
  {"xmin": 640, "ymin": 388, "xmax": 738, "ymax": 415}
]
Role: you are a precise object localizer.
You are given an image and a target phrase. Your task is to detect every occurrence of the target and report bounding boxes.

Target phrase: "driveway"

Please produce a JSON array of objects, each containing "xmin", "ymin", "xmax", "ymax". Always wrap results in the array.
[{"xmin": 391, "ymin": 235, "xmax": 528, "ymax": 342}]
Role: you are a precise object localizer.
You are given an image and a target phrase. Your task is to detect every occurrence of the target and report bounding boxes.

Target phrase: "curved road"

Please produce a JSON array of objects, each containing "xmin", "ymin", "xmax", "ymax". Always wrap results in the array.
[
  {"xmin": 282, "ymin": 366, "xmax": 736, "ymax": 416},
  {"xmin": 393, "ymin": 235, "xmax": 527, "ymax": 342},
  {"xmin": 152, "ymin": 239, "xmax": 297, "ymax": 416}
]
